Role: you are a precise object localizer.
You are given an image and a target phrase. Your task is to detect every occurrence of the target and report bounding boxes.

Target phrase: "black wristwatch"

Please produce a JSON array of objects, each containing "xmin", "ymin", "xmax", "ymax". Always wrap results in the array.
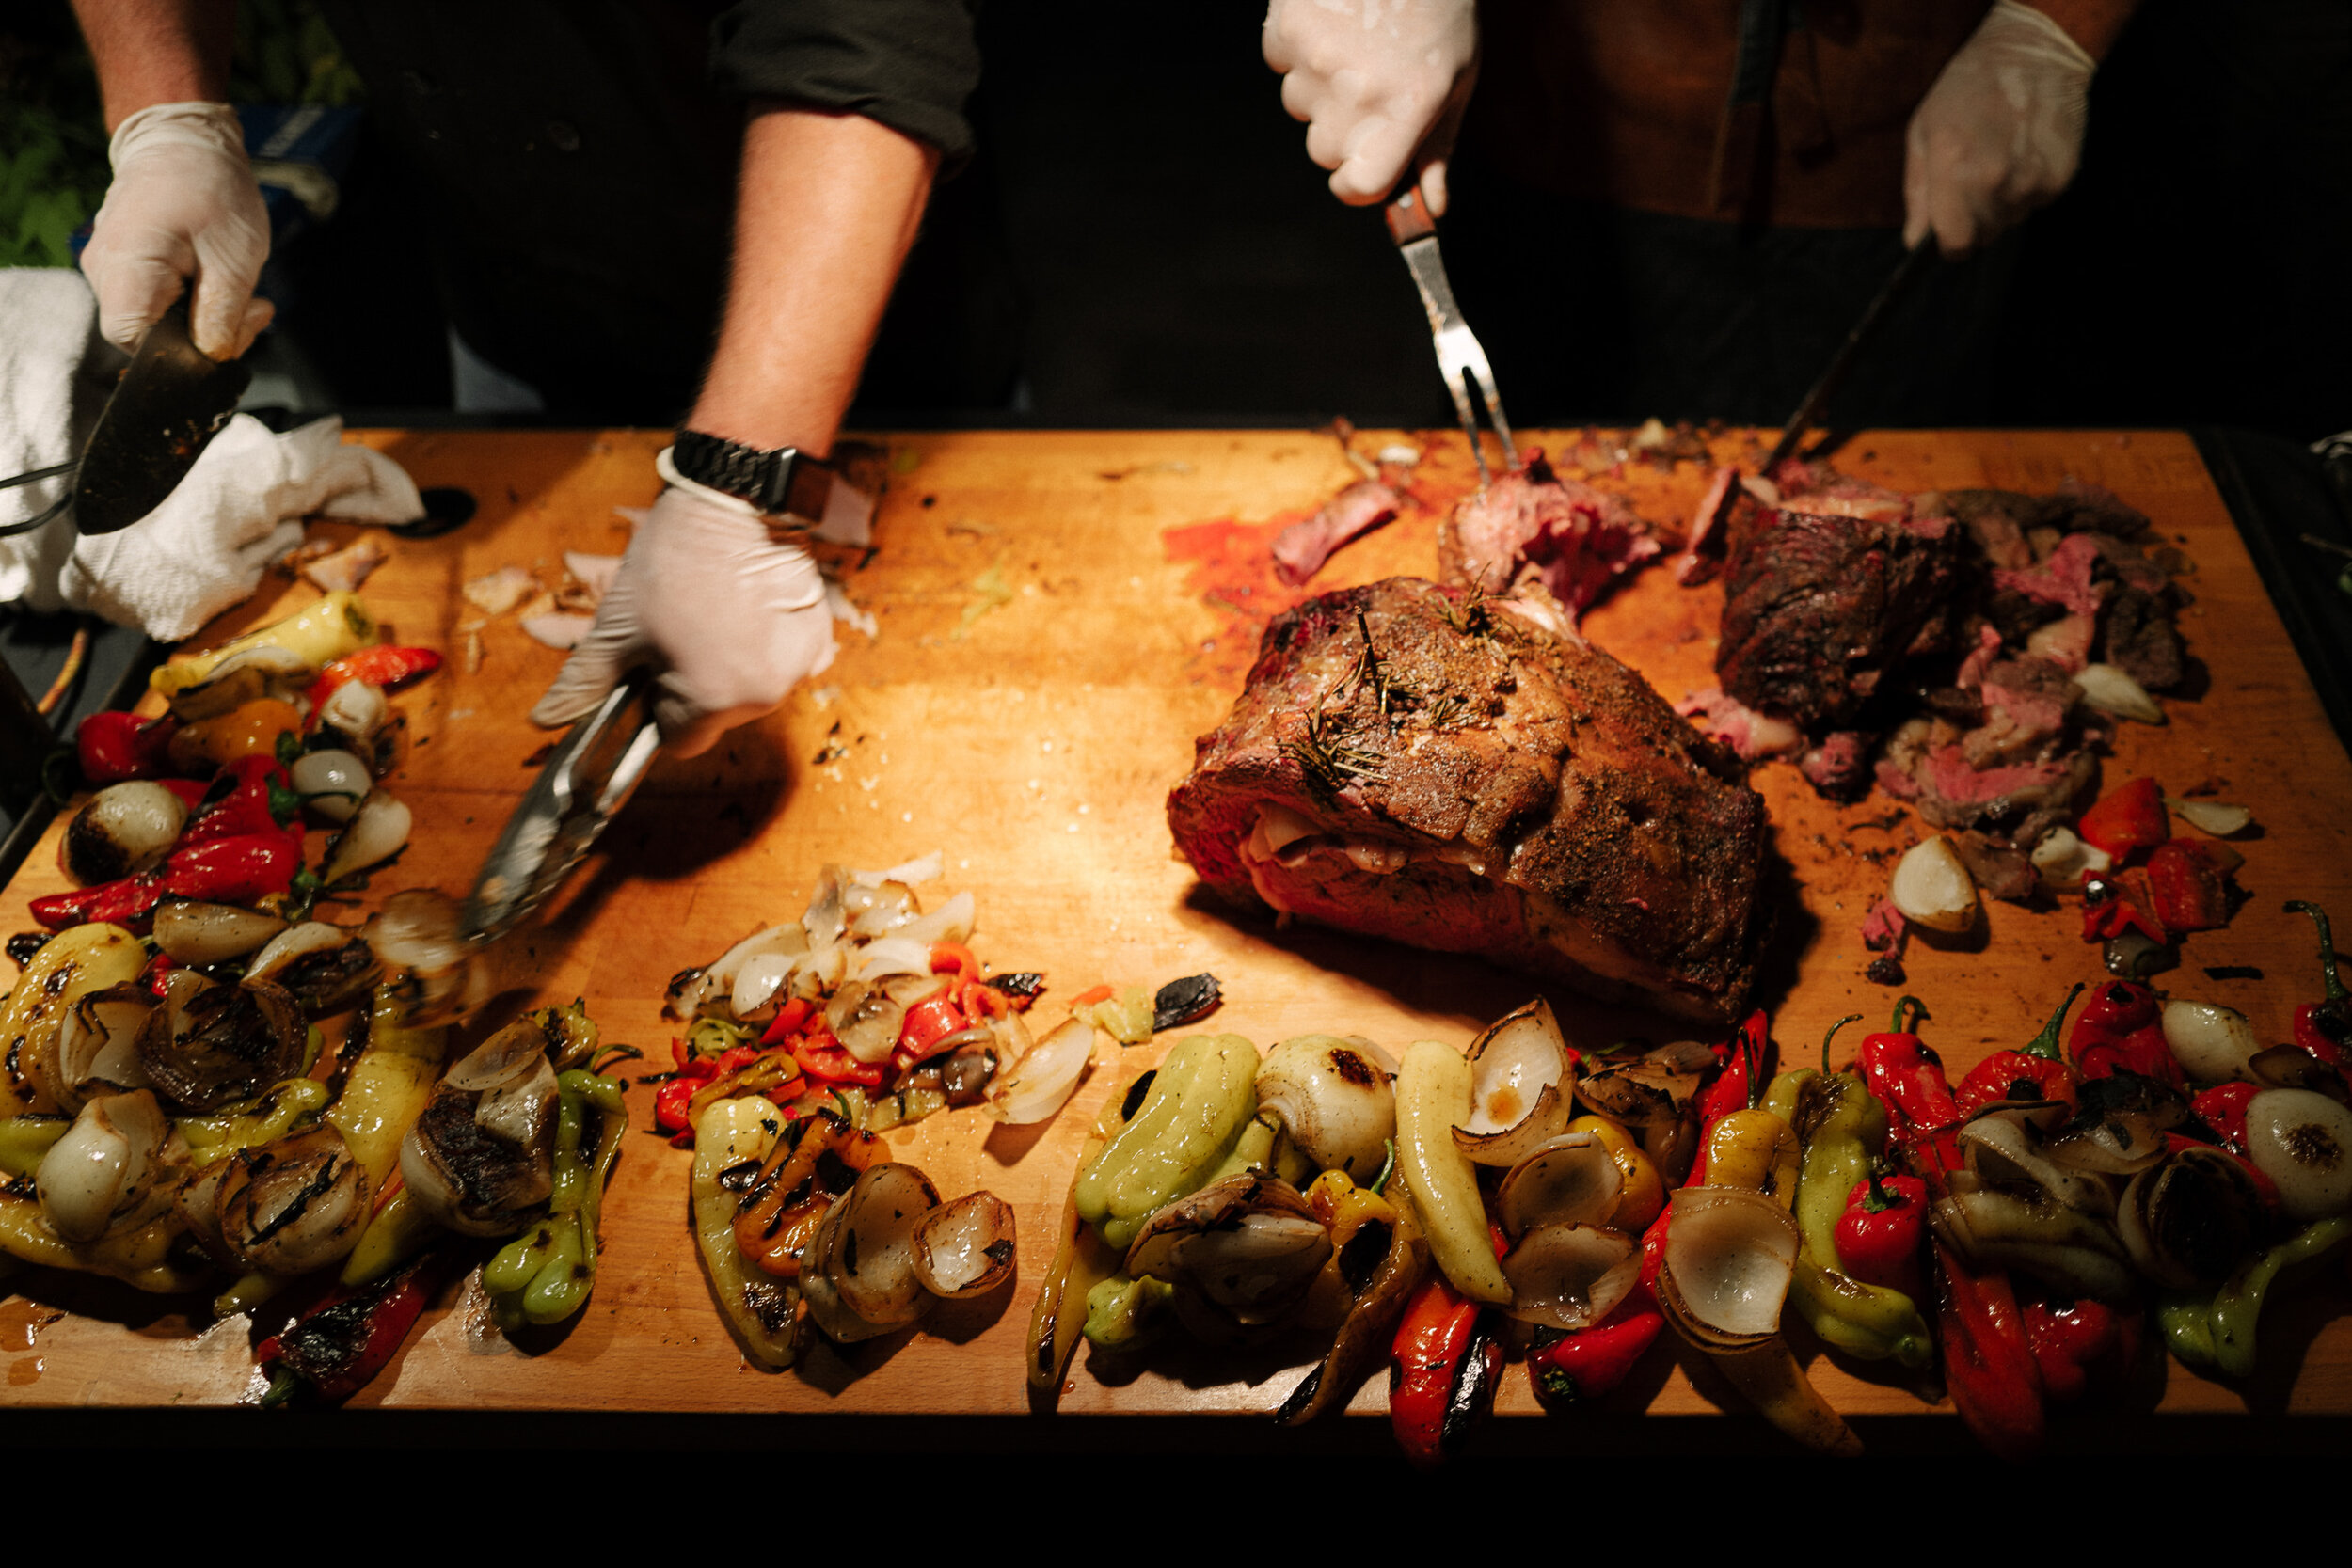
[{"xmin": 667, "ymin": 429, "xmax": 868, "ymax": 531}]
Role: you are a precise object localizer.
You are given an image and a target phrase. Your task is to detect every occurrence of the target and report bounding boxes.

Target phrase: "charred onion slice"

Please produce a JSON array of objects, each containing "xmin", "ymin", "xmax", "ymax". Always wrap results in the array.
[
  {"xmin": 1575, "ymin": 1039, "xmax": 1712, "ymax": 1130},
  {"xmin": 1496, "ymin": 1132, "xmax": 1624, "ymax": 1237},
  {"xmin": 399, "ymin": 1069, "xmax": 558, "ymax": 1239},
  {"xmin": 2116, "ymin": 1146, "xmax": 2265, "ymax": 1289},
  {"xmin": 216, "ymin": 1125, "xmax": 371, "ymax": 1275},
  {"xmin": 827, "ymin": 1163, "xmax": 944, "ymax": 1328},
  {"xmin": 1959, "ymin": 1111, "xmax": 2118, "ymax": 1214},
  {"xmin": 135, "ymin": 978, "xmax": 304, "ymax": 1112},
  {"xmin": 984, "ymin": 1014, "xmax": 1091, "ymax": 1125},
  {"xmin": 37, "ymin": 1088, "xmax": 168, "ymax": 1243},
  {"xmin": 1930, "ymin": 1187, "xmax": 2137, "ymax": 1301},
  {"xmin": 364, "ymin": 889, "xmax": 488, "ymax": 1024},
  {"xmin": 1450, "ymin": 999, "xmax": 1571, "ymax": 1166},
  {"xmin": 321, "ymin": 791, "xmax": 411, "ymax": 884},
  {"xmin": 2161, "ymin": 1001, "xmax": 2263, "ymax": 1085},
  {"xmin": 151, "ymin": 900, "xmax": 287, "ymax": 965},
  {"xmin": 1121, "ymin": 1174, "xmax": 1332, "ymax": 1326},
  {"xmin": 289, "ymin": 748, "xmax": 372, "ymax": 822},
  {"xmin": 1658, "ymin": 1186, "xmax": 1801, "ymax": 1346},
  {"xmin": 1255, "ymin": 1033, "xmax": 1395, "ymax": 1181},
  {"xmin": 912, "ymin": 1191, "xmax": 1018, "ymax": 1298},
  {"xmin": 51, "ymin": 983, "xmax": 155, "ymax": 1108},
  {"xmin": 1500, "ymin": 1222, "xmax": 1639, "ymax": 1331}
]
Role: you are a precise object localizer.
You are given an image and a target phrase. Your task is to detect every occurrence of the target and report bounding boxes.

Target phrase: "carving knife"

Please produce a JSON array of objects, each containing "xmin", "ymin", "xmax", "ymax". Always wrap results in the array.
[
  {"xmin": 1757, "ymin": 240, "xmax": 1938, "ymax": 475},
  {"xmin": 1385, "ymin": 185, "xmax": 1517, "ymax": 484}
]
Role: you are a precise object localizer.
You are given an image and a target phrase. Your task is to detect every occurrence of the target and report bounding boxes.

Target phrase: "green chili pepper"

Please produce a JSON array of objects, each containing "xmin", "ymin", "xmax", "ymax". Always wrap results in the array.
[
  {"xmin": 178, "ymin": 1078, "xmax": 333, "ymax": 1159},
  {"xmin": 1082, "ymin": 1273, "xmax": 1173, "ymax": 1350},
  {"xmin": 1783, "ymin": 1016, "xmax": 1935, "ymax": 1368},
  {"xmin": 1075, "ymin": 1034, "xmax": 1259, "ymax": 1251},
  {"xmin": 485, "ymin": 1070, "xmax": 629, "ymax": 1328},
  {"xmin": 2209, "ymin": 1214, "xmax": 2352, "ymax": 1379},
  {"xmin": 0, "ymin": 1117, "xmax": 70, "ymax": 1179},
  {"xmin": 2156, "ymin": 1288, "xmax": 2219, "ymax": 1367}
]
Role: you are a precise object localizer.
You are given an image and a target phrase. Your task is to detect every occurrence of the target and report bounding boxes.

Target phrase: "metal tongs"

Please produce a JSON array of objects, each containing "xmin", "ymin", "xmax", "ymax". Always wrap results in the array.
[
  {"xmin": 458, "ymin": 670, "xmax": 663, "ymax": 948},
  {"xmin": 1386, "ymin": 185, "xmax": 1517, "ymax": 484}
]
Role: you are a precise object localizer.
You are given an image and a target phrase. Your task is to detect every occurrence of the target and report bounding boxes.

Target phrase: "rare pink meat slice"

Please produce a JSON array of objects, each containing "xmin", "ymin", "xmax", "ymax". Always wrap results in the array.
[
  {"xmin": 1167, "ymin": 577, "xmax": 1766, "ymax": 1025},
  {"xmin": 1438, "ymin": 454, "xmax": 1658, "ymax": 622},
  {"xmin": 1271, "ymin": 479, "xmax": 1401, "ymax": 586}
]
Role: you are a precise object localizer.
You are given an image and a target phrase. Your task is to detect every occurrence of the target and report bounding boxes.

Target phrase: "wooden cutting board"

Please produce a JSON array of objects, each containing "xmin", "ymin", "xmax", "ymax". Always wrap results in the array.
[{"xmin": 3, "ymin": 426, "xmax": 2347, "ymax": 1435}]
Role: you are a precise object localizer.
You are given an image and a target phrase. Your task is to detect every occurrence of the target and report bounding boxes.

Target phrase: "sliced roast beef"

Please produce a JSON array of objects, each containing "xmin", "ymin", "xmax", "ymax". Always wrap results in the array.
[
  {"xmin": 1438, "ymin": 454, "xmax": 1658, "ymax": 621},
  {"xmin": 1168, "ymin": 577, "xmax": 1766, "ymax": 1025},
  {"xmin": 1716, "ymin": 507, "xmax": 1964, "ymax": 728},
  {"xmin": 2099, "ymin": 585, "xmax": 2186, "ymax": 690},
  {"xmin": 1271, "ymin": 479, "xmax": 1400, "ymax": 586}
]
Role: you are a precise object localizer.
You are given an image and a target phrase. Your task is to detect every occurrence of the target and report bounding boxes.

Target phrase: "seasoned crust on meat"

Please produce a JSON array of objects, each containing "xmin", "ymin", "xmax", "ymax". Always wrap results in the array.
[{"xmin": 1168, "ymin": 577, "xmax": 1766, "ymax": 1024}]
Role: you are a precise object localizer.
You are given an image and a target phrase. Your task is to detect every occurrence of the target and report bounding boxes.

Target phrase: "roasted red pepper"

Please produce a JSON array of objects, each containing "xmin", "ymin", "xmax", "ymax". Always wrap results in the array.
[
  {"xmin": 653, "ymin": 1039, "xmax": 767, "ymax": 1142},
  {"xmin": 1864, "ymin": 1002, "xmax": 2048, "ymax": 1456},
  {"xmin": 2194, "ymin": 1081, "xmax": 2260, "ymax": 1155},
  {"xmin": 756, "ymin": 995, "xmax": 817, "ymax": 1047},
  {"xmin": 2148, "ymin": 840, "xmax": 2233, "ymax": 933},
  {"xmin": 1859, "ymin": 996, "xmax": 1963, "ymax": 1182},
  {"xmin": 2083, "ymin": 874, "xmax": 2169, "ymax": 946},
  {"xmin": 2285, "ymin": 901, "xmax": 2349, "ymax": 1067},
  {"xmin": 1836, "ymin": 1171, "xmax": 1929, "ymax": 1303},
  {"xmin": 29, "ymin": 874, "xmax": 164, "ymax": 932},
  {"xmin": 790, "ymin": 1031, "xmax": 886, "ymax": 1088},
  {"xmin": 1387, "ymin": 1275, "xmax": 1501, "ymax": 1469},
  {"xmin": 73, "ymin": 710, "xmax": 178, "ymax": 784},
  {"xmin": 2068, "ymin": 980, "xmax": 2184, "ymax": 1089},
  {"xmin": 896, "ymin": 995, "xmax": 971, "ymax": 1063},
  {"xmin": 259, "ymin": 1250, "xmax": 448, "ymax": 1405},
  {"xmin": 1934, "ymin": 1239, "xmax": 2046, "ymax": 1459},
  {"xmin": 1526, "ymin": 1291, "xmax": 1663, "ymax": 1410},
  {"xmin": 1957, "ymin": 983, "xmax": 2084, "ymax": 1118},
  {"xmin": 2021, "ymin": 1289, "xmax": 2140, "ymax": 1405},
  {"xmin": 180, "ymin": 754, "xmax": 303, "ymax": 847},
  {"xmin": 305, "ymin": 645, "xmax": 442, "ymax": 709},
  {"xmin": 1696, "ymin": 1009, "xmax": 1768, "ymax": 1128},
  {"xmin": 161, "ymin": 832, "xmax": 302, "ymax": 904},
  {"xmin": 2077, "ymin": 776, "xmax": 2169, "ymax": 860}
]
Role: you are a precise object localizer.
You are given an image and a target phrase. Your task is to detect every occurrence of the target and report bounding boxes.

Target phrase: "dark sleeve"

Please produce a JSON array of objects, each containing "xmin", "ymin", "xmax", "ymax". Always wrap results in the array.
[{"xmin": 708, "ymin": 0, "xmax": 982, "ymax": 166}]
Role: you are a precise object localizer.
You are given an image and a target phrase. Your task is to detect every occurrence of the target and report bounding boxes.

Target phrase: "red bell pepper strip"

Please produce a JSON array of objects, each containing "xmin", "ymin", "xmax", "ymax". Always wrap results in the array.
[
  {"xmin": 2285, "ymin": 901, "xmax": 2349, "ymax": 1067},
  {"xmin": 161, "ymin": 832, "xmax": 302, "ymax": 905},
  {"xmin": 73, "ymin": 710, "xmax": 178, "ymax": 784},
  {"xmin": 304, "ymin": 645, "xmax": 442, "ymax": 709},
  {"xmin": 1836, "ymin": 1171, "xmax": 1929, "ymax": 1303},
  {"xmin": 2083, "ymin": 874, "xmax": 2169, "ymax": 947},
  {"xmin": 1933, "ymin": 1239, "xmax": 2046, "ymax": 1459},
  {"xmin": 29, "ymin": 874, "xmax": 165, "ymax": 932},
  {"xmin": 897, "ymin": 995, "xmax": 971, "ymax": 1063},
  {"xmin": 791, "ymin": 1032, "xmax": 886, "ymax": 1088},
  {"xmin": 2148, "ymin": 840, "xmax": 2233, "ymax": 933},
  {"xmin": 2068, "ymin": 980, "xmax": 2184, "ymax": 1089},
  {"xmin": 756, "ymin": 996, "xmax": 817, "ymax": 1047},
  {"xmin": 2077, "ymin": 776, "xmax": 2169, "ymax": 860},
  {"xmin": 1957, "ymin": 983, "xmax": 2085, "ymax": 1118},
  {"xmin": 258, "ymin": 1248, "xmax": 450, "ymax": 1405},
  {"xmin": 2020, "ymin": 1288, "xmax": 2140, "ymax": 1405}
]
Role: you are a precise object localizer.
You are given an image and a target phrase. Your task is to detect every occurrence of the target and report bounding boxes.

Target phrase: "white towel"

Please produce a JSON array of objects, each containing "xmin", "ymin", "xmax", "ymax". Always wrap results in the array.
[{"xmin": 0, "ymin": 267, "xmax": 424, "ymax": 641}]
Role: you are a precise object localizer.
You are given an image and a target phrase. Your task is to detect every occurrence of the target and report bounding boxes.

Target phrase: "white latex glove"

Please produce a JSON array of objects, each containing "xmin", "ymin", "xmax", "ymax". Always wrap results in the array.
[
  {"xmin": 1903, "ymin": 1, "xmax": 2096, "ymax": 256},
  {"xmin": 1263, "ymin": 0, "xmax": 1477, "ymax": 214},
  {"xmin": 531, "ymin": 475, "xmax": 836, "ymax": 758},
  {"xmin": 79, "ymin": 102, "xmax": 275, "ymax": 360}
]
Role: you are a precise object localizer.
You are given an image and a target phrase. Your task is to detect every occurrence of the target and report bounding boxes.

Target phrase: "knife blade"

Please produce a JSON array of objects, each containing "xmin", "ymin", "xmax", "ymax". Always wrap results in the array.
[
  {"xmin": 1385, "ymin": 186, "xmax": 1517, "ymax": 485},
  {"xmin": 72, "ymin": 299, "xmax": 252, "ymax": 536},
  {"xmin": 459, "ymin": 669, "xmax": 663, "ymax": 948},
  {"xmin": 1759, "ymin": 241, "xmax": 1936, "ymax": 476}
]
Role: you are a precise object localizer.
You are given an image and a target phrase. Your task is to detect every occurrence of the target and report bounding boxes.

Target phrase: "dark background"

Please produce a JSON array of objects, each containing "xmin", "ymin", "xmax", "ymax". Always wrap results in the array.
[{"xmin": 5, "ymin": 0, "xmax": 2348, "ymax": 437}]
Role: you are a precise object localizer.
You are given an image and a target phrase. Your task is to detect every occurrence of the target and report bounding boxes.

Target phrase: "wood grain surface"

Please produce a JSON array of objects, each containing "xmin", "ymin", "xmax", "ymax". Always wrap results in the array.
[{"xmin": 2, "ymin": 426, "xmax": 2347, "ymax": 1435}]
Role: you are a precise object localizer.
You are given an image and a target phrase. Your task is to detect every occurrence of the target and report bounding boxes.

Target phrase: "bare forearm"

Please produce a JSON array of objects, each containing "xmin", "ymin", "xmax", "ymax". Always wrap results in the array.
[
  {"xmin": 2028, "ymin": 0, "xmax": 2141, "ymax": 61},
  {"xmin": 71, "ymin": 0, "xmax": 235, "ymax": 130},
  {"xmin": 689, "ymin": 106, "xmax": 938, "ymax": 458}
]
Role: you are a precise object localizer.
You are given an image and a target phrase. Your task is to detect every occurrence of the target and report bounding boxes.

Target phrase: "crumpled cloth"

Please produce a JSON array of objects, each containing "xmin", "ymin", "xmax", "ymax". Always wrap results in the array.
[{"xmin": 0, "ymin": 267, "xmax": 424, "ymax": 641}]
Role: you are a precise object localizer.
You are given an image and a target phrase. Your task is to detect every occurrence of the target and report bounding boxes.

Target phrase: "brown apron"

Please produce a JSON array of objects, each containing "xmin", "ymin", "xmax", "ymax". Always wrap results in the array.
[{"xmin": 1463, "ymin": 0, "xmax": 1993, "ymax": 228}]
